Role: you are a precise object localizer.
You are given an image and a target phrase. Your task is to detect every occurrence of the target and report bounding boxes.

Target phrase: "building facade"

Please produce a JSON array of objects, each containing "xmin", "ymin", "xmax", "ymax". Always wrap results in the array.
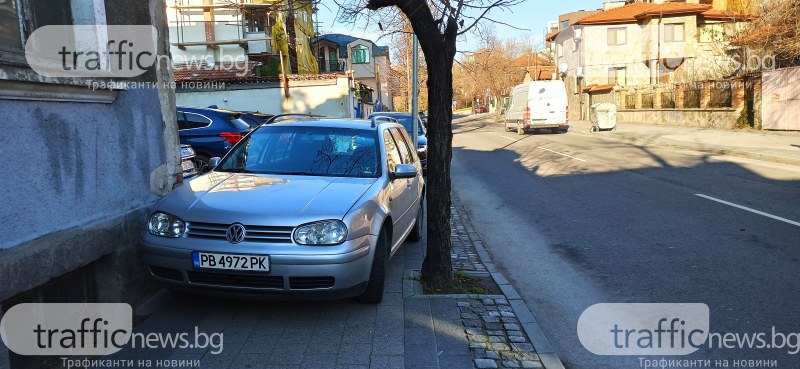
[{"xmin": 314, "ymin": 34, "xmax": 394, "ymax": 113}]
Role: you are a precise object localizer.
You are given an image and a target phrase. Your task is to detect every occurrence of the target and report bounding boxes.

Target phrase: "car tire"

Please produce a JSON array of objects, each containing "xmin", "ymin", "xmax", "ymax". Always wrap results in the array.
[
  {"xmin": 357, "ymin": 229, "xmax": 388, "ymax": 303},
  {"xmin": 407, "ymin": 204, "xmax": 424, "ymax": 242},
  {"xmin": 551, "ymin": 128, "xmax": 560, "ymax": 134},
  {"xmin": 194, "ymin": 155, "xmax": 211, "ymax": 173}
]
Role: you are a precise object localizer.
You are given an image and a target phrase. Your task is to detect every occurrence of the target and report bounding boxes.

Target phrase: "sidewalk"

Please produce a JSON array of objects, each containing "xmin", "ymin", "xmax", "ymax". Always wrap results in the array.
[
  {"xmin": 570, "ymin": 120, "xmax": 800, "ymax": 167},
  {"xmin": 93, "ymin": 194, "xmax": 560, "ymax": 369}
]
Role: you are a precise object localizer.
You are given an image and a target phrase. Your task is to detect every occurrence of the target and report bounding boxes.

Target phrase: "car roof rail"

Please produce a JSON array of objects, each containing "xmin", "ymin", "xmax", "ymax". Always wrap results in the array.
[
  {"xmin": 265, "ymin": 113, "xmax": 325, "ymax": 125},
  {"xmin": 370, "ymin": 115, "xmax": 398, "ymax": 128}
]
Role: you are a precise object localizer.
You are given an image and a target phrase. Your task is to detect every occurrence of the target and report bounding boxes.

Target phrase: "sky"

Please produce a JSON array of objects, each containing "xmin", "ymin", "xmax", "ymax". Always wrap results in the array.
[{"xmin": 313, "ymin": 0, "xmax": 607, "ymax": 55}]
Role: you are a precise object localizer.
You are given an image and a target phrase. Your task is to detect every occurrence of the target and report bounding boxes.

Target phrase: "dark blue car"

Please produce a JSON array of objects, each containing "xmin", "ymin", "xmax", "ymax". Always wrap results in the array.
[
  {"xmin": 177, "ymin": 107, "xmax": 252, "ymax": 172},
  {"xmin": 368, "ymin": 112, "xmax": 427, "ymax": 172}
]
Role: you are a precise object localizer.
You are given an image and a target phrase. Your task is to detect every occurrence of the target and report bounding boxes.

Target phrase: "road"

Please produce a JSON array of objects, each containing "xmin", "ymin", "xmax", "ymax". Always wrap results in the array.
[{"xmin": 451, "ymin": 115, "xmax": 800, "ymax": 369}]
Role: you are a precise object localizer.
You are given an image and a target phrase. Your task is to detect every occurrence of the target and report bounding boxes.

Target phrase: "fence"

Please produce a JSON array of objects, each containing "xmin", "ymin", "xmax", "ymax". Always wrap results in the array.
[{"xmin": 593, "ymin": 78, "xmax": 755, "ymax": 129}]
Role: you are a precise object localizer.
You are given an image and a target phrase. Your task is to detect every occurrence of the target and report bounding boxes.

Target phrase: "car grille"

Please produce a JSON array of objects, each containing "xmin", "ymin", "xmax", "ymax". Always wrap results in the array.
[
  {"xmin": 186, "ymin": 271, "xmax": 284, "ymax": 289},
  {"xmin": 289, "ymin": 277, "xmax": 335, "ymax": 290},
  {"xmin": 150, "ymin": 266, "xmax": 183, "ymax": 282},
  {"xmin": 187, "ymin": 222, "xmax": 294, "ymax": 243}
]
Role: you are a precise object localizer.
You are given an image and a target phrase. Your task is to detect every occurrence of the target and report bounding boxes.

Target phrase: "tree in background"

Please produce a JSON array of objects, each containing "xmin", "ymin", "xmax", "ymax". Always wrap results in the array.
[
  {"xmin": 337, "ymin": 0, "xmax": 522, "ymax": 291},
  {"xmin": 739, "ymin": 0, "xmax": 800, "ymax": 66}
]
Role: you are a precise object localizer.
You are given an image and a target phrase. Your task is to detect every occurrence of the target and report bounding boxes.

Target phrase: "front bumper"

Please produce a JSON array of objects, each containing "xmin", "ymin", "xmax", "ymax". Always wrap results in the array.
[{"xmin": 139, "ymin": 234, "xmax": 376, "ymax": 300}]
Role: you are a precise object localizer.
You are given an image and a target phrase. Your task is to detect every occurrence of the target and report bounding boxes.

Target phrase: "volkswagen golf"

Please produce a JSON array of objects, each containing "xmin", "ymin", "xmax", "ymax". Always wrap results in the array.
[{"xmin": 140, "ymin": 116, "xmax": 425, "ymax": 303}]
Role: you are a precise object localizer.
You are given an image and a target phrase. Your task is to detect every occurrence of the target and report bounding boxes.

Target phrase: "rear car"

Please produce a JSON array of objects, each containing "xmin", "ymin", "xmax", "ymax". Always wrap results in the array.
[
  {"xmin": 140, "ymin": 117, "xmax": 425, "ymax": 303},
  {"xmin": 177, "ymin": 107, "xmax": 253, "ymax": 173},
  {"xmin": 503, "ymin": 80, "xmax": 568, "ymax": 135},
  {"xmin": 367, "ymin": 112, "xmax": 427, "ymax": 173}
]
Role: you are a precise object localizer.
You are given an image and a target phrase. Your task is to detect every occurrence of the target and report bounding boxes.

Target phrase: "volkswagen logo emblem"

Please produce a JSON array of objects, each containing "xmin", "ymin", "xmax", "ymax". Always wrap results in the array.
[{"xmin": 226, "ymin": 223, "xmax": 246, "ymax": 244}]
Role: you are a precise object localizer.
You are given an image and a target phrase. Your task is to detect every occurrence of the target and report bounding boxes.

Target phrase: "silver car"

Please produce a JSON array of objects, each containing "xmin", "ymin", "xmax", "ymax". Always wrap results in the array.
[{"xmin": 140, "ymin": 117, "xmax": 425, "ymax": 303}]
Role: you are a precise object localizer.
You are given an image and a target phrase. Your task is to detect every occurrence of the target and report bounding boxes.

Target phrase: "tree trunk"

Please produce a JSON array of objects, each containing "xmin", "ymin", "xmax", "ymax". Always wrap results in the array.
[{"xmin": 420, "ymin": 37, "xmax": 456, "ymax": 291}]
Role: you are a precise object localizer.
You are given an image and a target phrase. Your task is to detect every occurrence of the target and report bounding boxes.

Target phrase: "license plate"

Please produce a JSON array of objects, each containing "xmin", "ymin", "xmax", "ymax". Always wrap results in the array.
[
  {"xmin": 192, "ymin": 252, "xmax": 270, "ymax": 272},
  {"xmin": 181, "ymin": 159, "xmax": 195, "ymax": 172}
]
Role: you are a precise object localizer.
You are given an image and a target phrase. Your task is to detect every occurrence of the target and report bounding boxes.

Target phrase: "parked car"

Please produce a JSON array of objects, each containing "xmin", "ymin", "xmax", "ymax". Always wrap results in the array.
[
  {"xmin": 475, "ymin": 106, "xmax": 488, "ymax": 113},
  {"xmin": 367, "ymin": 112, "xmax": 427, "ymax": 173},
  {"xmin": 503, "ymin": 80, "xmax": 568, "ymax": 135},
  {"xmin": 177, "ymin": 107, "xmax": 253, "ymax": 173},
  {"xmin": 141, "ymin": 117, "xmax": 425, "ymax": 303},
  {"xmin": 180, "ymin": 144, "xmax": 198, "ymax": 179}
]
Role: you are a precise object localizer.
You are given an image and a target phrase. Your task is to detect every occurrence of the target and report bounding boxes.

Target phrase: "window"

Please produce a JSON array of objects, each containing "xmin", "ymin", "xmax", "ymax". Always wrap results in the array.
[
  {"xmin": 390, "ymin": 128, "xmax": 413, "ymax": 164},
  {"xmin": 608, "ymin": 67, "xmax": 626, "ymax": 85},
  {"xmin": 182, "ymin": 112, "xmax": 212, "ymax": 130},
  {"xmin": 607, "ymin": 27, "xmax": 627, "ymax": 45},
  {"xmin": 220, "ymin": 126, "xmax": 379, "ymax": 178},
  {"xmin": 664, "ymin": 23, "xmax": 685, "ymax": 42},
  {"xmin": 0, "ymin": 0, "xmax": 22, "ymax": 50},
  {"xmin": 561, "ymin": 20, "xmax": 569, "ymax": 30},
  {"xmin": 383, "ymin": 130, "xmax": 402, "ymax": 172},
  {"xmin": 1, "ymin": 0, "xmax": 75, "ymax": 54},
  {"xmin": 351, "ymin": 44, "xmax": 370, "ymax": 64}
]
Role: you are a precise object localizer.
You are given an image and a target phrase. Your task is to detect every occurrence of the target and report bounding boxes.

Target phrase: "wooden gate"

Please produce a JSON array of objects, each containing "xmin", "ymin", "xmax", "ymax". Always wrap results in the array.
[{"xmin": 762, "ymin": 67, "xmax": 800, "ymax": 131}]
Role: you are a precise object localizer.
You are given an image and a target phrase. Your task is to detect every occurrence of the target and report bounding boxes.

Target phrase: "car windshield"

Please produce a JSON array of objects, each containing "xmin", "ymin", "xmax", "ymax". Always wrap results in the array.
[{"xmin": 217, "ymin": 126, "xmax": 380, "ymax": 178}]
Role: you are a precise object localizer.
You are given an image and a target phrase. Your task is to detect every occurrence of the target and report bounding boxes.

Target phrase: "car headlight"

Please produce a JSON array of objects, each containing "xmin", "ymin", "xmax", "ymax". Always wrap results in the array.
[
  {"xmin": 293, "ymin": 220, "xmax": 348, "ymax": 245},
  {"xmin": 148, "ymin": 212, "xmax": 186, "ymax": 238}
]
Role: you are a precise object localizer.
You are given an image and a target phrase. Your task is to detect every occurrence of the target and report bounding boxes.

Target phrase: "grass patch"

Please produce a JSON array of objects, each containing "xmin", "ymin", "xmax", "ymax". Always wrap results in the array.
[{"xmin": 424, "ymin": 271, "xmax": 502, "ymax": 295}]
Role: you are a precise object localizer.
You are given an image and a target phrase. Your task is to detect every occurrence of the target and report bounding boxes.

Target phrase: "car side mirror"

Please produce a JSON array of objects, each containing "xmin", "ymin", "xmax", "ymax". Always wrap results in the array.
[
  {"xmin": 209, "ymin": 157, "xmax": 222, "ymax": 168},
  {"xmin": 391, "ymin": 164, "xmax": 417, "ymax": 180}
]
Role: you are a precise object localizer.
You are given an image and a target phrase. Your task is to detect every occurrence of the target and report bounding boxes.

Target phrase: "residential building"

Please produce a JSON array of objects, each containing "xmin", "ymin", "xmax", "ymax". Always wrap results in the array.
[
  {"xmin": 167, "ymin": 0, "xmax": 318, "ymax": 73},
  {"xmin": 510, "ymin": 52, "xmax": 557, "ymax": 81},
  {"xmin": 0, "ymin": 0, "xmax": 178, "ymax": 367},
  {"xmin": 545, "ymin": 9, "xmax": 602, "ymax": 51},
  {"xmin": 313, "ymin": 34, "xmax": 394, "ymax": 112},
  {"xmin": 548, "ymin": 0, "xmax": 755, "ymax": 119}
]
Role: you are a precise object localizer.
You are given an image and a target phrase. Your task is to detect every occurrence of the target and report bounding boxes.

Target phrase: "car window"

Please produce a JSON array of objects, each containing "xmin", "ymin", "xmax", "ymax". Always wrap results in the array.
[
  {"xmin": 390, "ymin": 128, "xmax": 414, "ymax": 164},
  {"xmin": 176, "ymin": 112, "xmax": 189, "ymax": 130},
  {"xmin": 184, "ymin": 112, "xmax": 212, "ymax": 129},
  {"xmin": 383, "ymin": 130, "xmax": 403, "ymax": 173},
  {"xmin": 220, "ymin": 114, "xmax": 252, "ymax": 130},
  {"xmin": 219, "ymin": 126, "xmax": 379, "ymax": 178}
]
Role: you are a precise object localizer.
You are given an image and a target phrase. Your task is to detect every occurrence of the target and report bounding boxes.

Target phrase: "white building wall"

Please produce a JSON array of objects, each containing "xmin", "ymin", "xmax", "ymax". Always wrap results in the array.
[{"xmin": 176, "ymin": 78, "xmax": 354, "ymax": 118}]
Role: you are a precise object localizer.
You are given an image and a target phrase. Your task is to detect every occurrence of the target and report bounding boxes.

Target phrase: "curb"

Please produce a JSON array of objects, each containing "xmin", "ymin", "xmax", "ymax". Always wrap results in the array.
[
  {"xmin": 573, "ymin": 128, "xmax": 800, "ymax": 168},
  {"xmin": 472, "ymin": 239, "xmax": 566, "ymax": 369},
  {"xmin": 452, "ymin": 197, "xmax": 567, "ymax": 369}
]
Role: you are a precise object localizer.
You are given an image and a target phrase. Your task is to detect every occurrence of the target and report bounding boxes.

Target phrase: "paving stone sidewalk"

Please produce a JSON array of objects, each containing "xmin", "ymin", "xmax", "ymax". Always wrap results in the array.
[{"xmin": 86, "ymin": 192, "xmax": 553, "ymax": 369}]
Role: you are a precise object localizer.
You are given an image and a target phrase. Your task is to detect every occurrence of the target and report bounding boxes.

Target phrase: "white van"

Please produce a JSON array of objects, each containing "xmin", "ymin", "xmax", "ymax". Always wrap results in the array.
[{"xmin": 503, "ymin": 80, "xmax": 568, "ymax": 135}]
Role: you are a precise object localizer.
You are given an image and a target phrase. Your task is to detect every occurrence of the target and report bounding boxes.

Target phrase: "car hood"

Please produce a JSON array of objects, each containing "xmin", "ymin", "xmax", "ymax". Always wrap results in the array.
[{"xmin": 157, "ymin": 172, "xmax": 378, "ymax": 226}]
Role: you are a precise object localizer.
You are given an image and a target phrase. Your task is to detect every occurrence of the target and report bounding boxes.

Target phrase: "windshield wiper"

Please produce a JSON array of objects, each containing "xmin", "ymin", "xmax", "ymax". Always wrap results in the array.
[
  {"xmin": 218, "ymin": 168, "xmax": 253, "ymax": 174},
  {"xmin": 269, "ymin": 171, "xmax": 326, "ymax": 176}
]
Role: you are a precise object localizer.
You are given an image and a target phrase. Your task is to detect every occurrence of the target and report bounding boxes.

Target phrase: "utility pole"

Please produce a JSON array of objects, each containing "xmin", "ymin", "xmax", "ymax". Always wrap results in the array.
[{"xmin": 411, "ymin": 35, "xmax": 419, "ymax": 148}]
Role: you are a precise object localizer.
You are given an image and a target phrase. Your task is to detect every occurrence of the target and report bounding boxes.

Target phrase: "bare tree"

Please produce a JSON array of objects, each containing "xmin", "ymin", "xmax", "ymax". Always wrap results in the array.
[
  {"xmin": 740, "ymin": 0, "xmax": 800, "ymax": 66},
  {"xmin": 337, "ymin": 0, "xmax": 523, "ymax": 290}
]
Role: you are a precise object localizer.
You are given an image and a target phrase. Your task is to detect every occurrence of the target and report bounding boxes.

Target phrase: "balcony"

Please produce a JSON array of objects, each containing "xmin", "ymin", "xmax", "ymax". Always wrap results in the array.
[{"xmin": 319, "ymin": 59, "xmax": 346, "ymax": 73}]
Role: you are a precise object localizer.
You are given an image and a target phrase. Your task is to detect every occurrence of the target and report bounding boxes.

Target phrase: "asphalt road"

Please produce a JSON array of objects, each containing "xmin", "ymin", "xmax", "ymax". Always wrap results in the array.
[{"xmin": 451, "ymin": 115, "xmax": 800, "ymax": 369}]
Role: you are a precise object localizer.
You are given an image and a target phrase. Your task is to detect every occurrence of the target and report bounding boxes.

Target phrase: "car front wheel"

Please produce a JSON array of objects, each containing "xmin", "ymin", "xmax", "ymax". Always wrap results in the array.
[{"xmin": 357, "ymin": 229, "xmax": 388, "ymax": 303}]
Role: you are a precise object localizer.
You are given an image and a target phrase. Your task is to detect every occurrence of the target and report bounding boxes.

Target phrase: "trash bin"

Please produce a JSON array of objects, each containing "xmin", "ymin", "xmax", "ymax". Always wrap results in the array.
[{"xmin": 589, "ymin": 103, "xmax": 617, "ymax": 132}]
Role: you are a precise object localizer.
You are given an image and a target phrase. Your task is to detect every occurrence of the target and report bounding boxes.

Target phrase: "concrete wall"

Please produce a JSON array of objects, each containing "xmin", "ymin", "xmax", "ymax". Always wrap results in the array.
[
  {"xmin": 0, "ymin": 0, "xmax": 178, "ymax": 366},
  {"xmin": 176, "ymin": 77, "xmax": 354, "ymax": 118},
  {"xmin": 617, "ymin": 108, "xmax": 740, "ymax": 128}
]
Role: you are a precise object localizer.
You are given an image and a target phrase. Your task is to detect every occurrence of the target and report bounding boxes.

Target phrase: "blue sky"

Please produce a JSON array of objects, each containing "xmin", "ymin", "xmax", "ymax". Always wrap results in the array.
[{"xmin": 314, "ymin": 0, "xmax": 606, "ymax": 53}]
